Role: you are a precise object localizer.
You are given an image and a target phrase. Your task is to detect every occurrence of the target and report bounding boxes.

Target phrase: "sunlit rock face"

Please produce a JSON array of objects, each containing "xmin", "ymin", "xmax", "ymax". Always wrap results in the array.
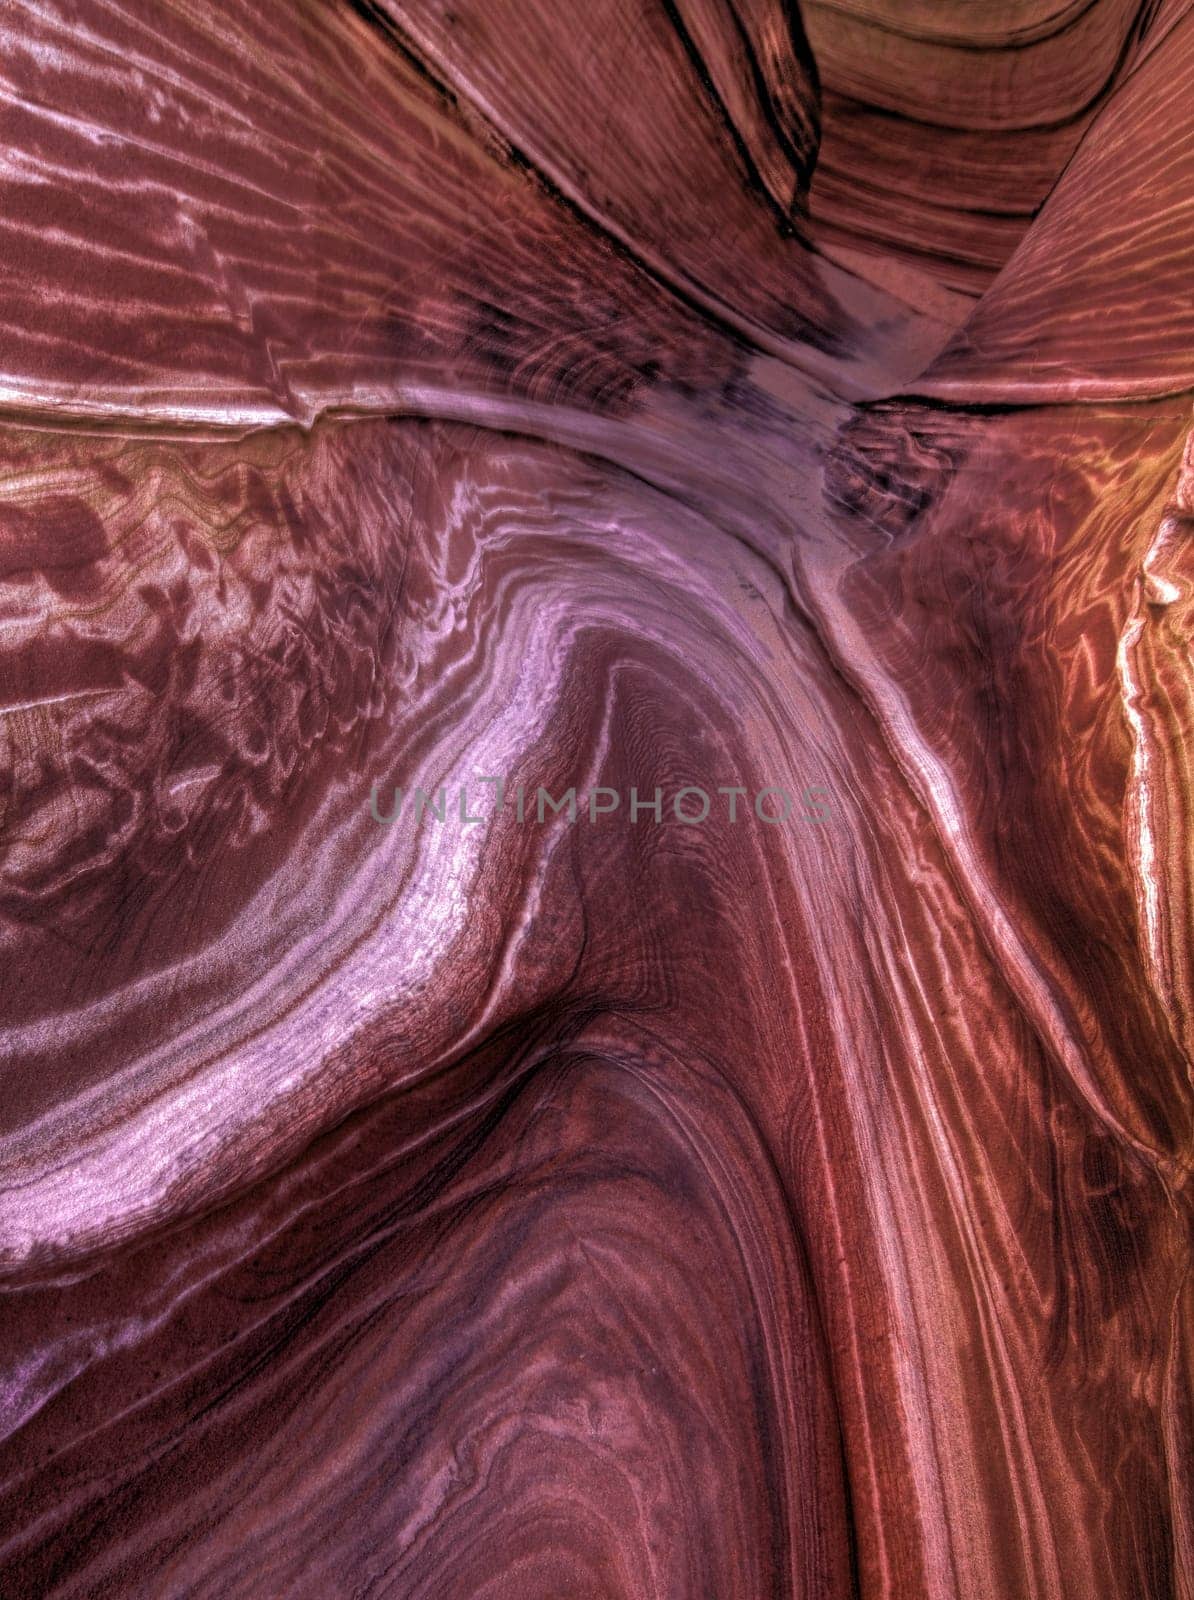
[{"xmin": 0, "ymin": 2, "xmax": 1191, "ymax": 1597}]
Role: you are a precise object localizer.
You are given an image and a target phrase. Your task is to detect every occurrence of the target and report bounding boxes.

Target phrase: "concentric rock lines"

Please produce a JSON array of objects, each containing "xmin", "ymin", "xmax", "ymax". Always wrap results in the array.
[{"xmin": 0, "ymin": 1, "xmax": 1191, "ymax": 1597}]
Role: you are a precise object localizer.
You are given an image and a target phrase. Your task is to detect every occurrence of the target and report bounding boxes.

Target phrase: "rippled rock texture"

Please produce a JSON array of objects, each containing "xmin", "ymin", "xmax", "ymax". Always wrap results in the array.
[{"xmin": 1, "ymin": 2, "xmax": 1192, "ymax": 1596}]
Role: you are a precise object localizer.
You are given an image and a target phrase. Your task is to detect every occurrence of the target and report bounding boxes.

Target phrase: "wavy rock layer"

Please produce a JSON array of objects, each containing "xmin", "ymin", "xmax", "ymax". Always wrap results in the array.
[
  {"xmin": 805, "ymin": 0, "xmax": 1187, "ymax": 298},
  {"xmin": 0, "ymin": 2, "xmax": 1191, "ymax": 1598}
]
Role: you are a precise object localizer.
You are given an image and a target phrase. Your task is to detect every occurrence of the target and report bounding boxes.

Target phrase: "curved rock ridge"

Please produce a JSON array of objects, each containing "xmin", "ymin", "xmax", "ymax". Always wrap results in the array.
[
  {"xmin": 0, "ymin": 1, "xmax": 1191, "ymax": 1598},
  {"xmin": 916, "ymin": 5, "xmax": 1194, "ymax": 399},
  {"xmin": 0, "ymin": 0, "xmax": 845, "ymax": 429},
  {"xmin": 806, "ymin": 0, "xmax": 1188, "ymax": 297}
]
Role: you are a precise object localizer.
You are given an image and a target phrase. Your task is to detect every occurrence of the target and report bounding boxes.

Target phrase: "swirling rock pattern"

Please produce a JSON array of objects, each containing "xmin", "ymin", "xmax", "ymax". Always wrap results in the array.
[
  {"xmin": 805, "ymin": 0, "xmax": 1188, "ymax": 297},
  {"xmin": 0, "ymin": 2, "xmax": 1191, "ymax": 1597}
]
